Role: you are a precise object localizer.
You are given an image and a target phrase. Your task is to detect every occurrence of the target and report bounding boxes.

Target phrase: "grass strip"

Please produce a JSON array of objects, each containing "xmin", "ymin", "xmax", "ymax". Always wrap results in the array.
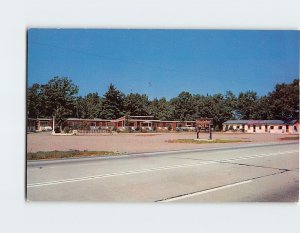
[
  {"xmin": 27, "ymin": 150, "xmax": 120, "ymax": 160},
  {"xmin": 166, "ymin": 139, "xmax": 251, "ymax": 144},
  {"xmin": 279, "ymin": 136, "xmax": 299, "ymax": 140}
]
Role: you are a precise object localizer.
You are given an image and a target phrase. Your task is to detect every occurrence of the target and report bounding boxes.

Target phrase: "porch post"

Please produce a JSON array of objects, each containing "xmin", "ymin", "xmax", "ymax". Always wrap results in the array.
[{"xmin": 52, "ymin": 116, "xmax": 55, "ymax": 134}]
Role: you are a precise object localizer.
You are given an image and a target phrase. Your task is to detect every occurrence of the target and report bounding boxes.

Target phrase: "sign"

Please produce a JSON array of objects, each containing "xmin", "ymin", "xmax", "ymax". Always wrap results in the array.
[
  {"xmin": 196, "ymin": 118, "xmax": 213, "ymax": 140},
  {"xmin": 196, "ymin": 118, "xmax": 213, "ymax": 128}
]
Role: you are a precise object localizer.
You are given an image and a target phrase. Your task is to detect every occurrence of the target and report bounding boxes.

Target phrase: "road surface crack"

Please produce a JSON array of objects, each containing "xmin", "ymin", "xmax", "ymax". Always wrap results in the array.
[
  {"xmin": 156, "ymin": 170, "xmax": 288, "ymax": 203},
  {"xmin": 174, "ymin": 157, "xmax": 291, "ymax": 171}
]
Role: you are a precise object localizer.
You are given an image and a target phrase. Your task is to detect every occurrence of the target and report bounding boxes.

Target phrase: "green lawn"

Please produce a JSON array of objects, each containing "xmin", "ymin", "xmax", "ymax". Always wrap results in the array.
[
  {"xmin": 166, "ymin": 139, "xmax": 251, "ymax": 144},
  {"xmin": 279, "ymin": 136, "xmax": 299, "ymax": 141},
  {"xmin": 27, "ymin": 150, "xmax": 120, "ymax": 160}
]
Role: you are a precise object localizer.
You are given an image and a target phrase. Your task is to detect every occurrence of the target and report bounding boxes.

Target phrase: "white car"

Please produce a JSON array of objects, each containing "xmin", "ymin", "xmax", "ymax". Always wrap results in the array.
[{"xmin": 41, "ymin": 126, "xmax": 52, "ymax": 131}]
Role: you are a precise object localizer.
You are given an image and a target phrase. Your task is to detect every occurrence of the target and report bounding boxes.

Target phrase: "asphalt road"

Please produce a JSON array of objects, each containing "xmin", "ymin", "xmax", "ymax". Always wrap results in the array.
[{"xmin": 26, "ymin": 142, "xmax": 299, "ymax": 202}]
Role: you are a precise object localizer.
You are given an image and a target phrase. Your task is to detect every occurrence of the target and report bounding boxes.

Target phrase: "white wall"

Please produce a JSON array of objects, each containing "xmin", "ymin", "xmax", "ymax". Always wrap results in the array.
[{"xmin": 223, "ymin": 124, "xmax": 299, "ymax": 134}]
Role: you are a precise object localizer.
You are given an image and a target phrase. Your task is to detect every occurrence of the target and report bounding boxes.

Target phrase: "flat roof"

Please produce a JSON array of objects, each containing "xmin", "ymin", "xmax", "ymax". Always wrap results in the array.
[
  {"xmin": 130, "ymin": 116, "xmax": 155, "ymax": 118},
  {"xmin": 67, "ymin": 118, "xmax": 111, "ymax": 121},
  {"xmin": 223, "ymin": 120, "xmax": 298, "ymax": 125}
]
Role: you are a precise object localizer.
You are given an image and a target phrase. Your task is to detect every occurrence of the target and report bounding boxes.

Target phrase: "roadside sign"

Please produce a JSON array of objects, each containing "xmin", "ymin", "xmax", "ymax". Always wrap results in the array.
[
  {"xmin": 196, "ymin": 118, "xmax": 213, "ymax": 140},
  {"xmin": 196, "ymin": 118, "xmax": 213, "ymax": 128}
]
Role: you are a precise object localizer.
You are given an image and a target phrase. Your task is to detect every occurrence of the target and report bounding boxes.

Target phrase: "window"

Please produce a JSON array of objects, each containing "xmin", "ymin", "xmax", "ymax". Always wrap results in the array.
[
  {"xmin": 294, "ymin": 126, "xmax": 298, "ymax": 132},
  {"xmin": 278, "ymin": 126, "xmax": 282, "ymax": 130},
  {"xmin": 236, "ymin": 125, "xmax": 240, "ymax": 129},
  {"xmin": 40, "ymin": 121, "xmax": 49, "ymax": 127},
  {"xmin": 270, "ymin": 126, "xmax": 274, "ymax": 129},
  {"xmin": 259, "ymin": 126, "xmax": 262, "ymax": 130}
]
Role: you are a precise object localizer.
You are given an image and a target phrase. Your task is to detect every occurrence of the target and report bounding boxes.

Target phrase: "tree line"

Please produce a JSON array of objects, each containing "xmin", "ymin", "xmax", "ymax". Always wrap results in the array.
[{"xmin": 27, "ymin": 77, "xmax": 299, "ymax": 130}]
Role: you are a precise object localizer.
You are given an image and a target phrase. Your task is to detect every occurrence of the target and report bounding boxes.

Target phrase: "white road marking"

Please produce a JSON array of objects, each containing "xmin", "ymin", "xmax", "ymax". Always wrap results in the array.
[
  {"xmin": 27, "ymin": 161, "xmax": 218, "ymax": 188},
  {"xmin": 159, "ymin": 180, "xmax": 253, "ymax": 202},
  {"xmin": 27, "ymin": 150, "xmax": 298, "ymax": 188},
  {"xmin": 218, "ymin": 150, "xmax": 299, "ymax": 163}
]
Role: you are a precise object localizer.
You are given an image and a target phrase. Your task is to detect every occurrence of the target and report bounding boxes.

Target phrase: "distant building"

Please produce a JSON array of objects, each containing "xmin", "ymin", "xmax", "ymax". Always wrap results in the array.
[
  {"xmin": 27, "ymin": 116, "xmax": 196, "ymax": 132},
  {"xmin": 65, "ymin": 118, "xmax": 111, "ymax": 130},
  {"xmin": 222, "ymin": 120, "xmax": 299, "ymax": 134},
  {"xmin": 111, "ymin": 115, "xmax": 195, "ymax": 131},
  {"xmin": 27, "ymin": 118, "xmax": 37, "ymax": 132}
]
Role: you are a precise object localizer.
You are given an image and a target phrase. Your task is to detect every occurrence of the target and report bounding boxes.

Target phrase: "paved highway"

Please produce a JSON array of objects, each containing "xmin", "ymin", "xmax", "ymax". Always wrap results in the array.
[{"xmin": 27, "ymin": 143, "xmax": 299, "ymax": 202}]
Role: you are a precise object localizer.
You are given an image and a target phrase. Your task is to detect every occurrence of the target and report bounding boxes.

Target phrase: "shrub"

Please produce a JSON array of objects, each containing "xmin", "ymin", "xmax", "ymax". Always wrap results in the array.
[
  {"xmin": 153, "ymin": 126, "xmax": 157, "ymax": 131},
  {"xmin": 168, "ymin": 125, "xmax": 172, "ymax": 131},
  {"xmin": 54, "ymin": 126, "xmax": 61, "ymax": 133},
  {"xmin": 64, "ymin": 126, "xmax": 71, "ymax": 133},
  {"xmin": 77, "ymin": 122, "xmax": 90, "ymax": 130}
]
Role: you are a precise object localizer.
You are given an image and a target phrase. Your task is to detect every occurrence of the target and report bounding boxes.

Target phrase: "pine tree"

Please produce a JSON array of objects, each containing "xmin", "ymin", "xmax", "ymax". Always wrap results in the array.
[{"xmin": 101, "ymin": 84, "xmax": 125, "ymax": 119}]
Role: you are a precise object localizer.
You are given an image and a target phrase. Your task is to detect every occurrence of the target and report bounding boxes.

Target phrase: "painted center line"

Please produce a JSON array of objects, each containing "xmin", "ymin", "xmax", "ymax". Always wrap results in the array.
[
  {"xmin": 27, "ymin": 150, "xmax": 298, "ymax": 188},
  {"xmin": 158, "ymin": 180, "xmax": 253, "ymax": 202}
]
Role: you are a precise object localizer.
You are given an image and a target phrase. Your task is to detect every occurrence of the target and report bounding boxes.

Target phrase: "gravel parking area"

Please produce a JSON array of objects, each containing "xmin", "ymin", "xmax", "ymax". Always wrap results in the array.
[{"xmin": 27, "ymin": 132, "xmax": 298, "ymax": 154}]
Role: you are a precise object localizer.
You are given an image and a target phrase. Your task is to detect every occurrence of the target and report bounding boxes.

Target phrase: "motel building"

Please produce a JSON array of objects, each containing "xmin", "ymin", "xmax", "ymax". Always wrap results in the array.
[
  {"xmin": 27, "ymin": 115, "xmax": 196, "ymax": 132},
  {"xmin": 27, "ymin": 118, "xmax": 53, "ymax": 132},
  {"xmin": 111, "ymin": 116, "xmax": 196, "ymax": 131},
  {"xmin": 222, "ymin": 120, "xmax": 299, "ymax": 134}
]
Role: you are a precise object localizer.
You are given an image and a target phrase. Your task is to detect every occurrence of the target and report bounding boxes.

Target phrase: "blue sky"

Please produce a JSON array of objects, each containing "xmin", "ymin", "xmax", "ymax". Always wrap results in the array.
[{"xmin": 27, "ymin": 29, "xmax": 299, "ymax": 99}]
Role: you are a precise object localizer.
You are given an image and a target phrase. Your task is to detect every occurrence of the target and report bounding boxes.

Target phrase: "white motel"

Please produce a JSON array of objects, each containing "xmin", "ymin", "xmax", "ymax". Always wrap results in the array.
[{"xmin": 222, "ymin": 120, "xmax": 299, "ymax": 134}]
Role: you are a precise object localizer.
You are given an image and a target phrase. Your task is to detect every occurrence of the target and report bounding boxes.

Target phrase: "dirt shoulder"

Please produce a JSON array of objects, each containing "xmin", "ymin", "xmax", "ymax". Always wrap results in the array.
[{"xmin": 27, "ymin": 131, "xmax": 299, "ymax": 154}]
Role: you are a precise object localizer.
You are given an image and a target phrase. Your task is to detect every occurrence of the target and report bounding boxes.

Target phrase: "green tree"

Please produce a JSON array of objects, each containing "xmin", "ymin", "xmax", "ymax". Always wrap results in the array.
[
  {"xmin": 267, "ymin": 79, "xmax": 299, "ymax": 120},
  {"xmin": 210, "ymin": 93, "xmax": 232, "ymax": 130},
  {"xmin": 171, "ymin": 91, "xmax": 195, "ymax": 121},
  {"xmin": 236, "ymin": 91, "xmax": 259, "ymax": 119},
  {"xmin": 42, "ymin": 77, "xmax": 79, "ymax": 130},
  {"xmin": 101, "ymin": 84, "xmax": 125, "ymax": 119},
  {"xmin": 224, "ymin": 91, "xmax": 238, "ymax": 119},
  {"xmin": 147, "ymin": 97, "xmax": 174, "ymax": 120},
  {"xmin": 75, "ymin": 93, "xmax": 102, "ymax": 118},
  {"xmin": 124, "ymin": 93, "xmax": 150, "ymax": 116},
  {"xmin": 194, "ymin": 93, "xmax": 233, "ymax": 130},
  {"xmin": 27, "ymin": 83, "xmax": 44, "ymax": 118},
  {"xmin": 193, "ymin": 94, "xmax": 211, "ymax": 119}
]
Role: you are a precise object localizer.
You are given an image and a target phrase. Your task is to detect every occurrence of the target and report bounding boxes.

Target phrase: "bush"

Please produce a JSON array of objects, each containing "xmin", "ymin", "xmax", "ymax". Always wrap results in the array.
[
  {"xmin": 77, "ymin": 122, "xmax": 90, "ymax": 130},
  {"xmin": 153, "ymin": 126, "xmax": 157, "ymax": 131},
  {"xmin": 54, "ymin": 126, "xmax": 61, "ymax": 133},
  {"xmin": 64, "ymin": 126, "xmax": 71, "ymax": 133},
  {"xmin": 168, "ymin": 125, "xmax": 172, "ymax": 131}
]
